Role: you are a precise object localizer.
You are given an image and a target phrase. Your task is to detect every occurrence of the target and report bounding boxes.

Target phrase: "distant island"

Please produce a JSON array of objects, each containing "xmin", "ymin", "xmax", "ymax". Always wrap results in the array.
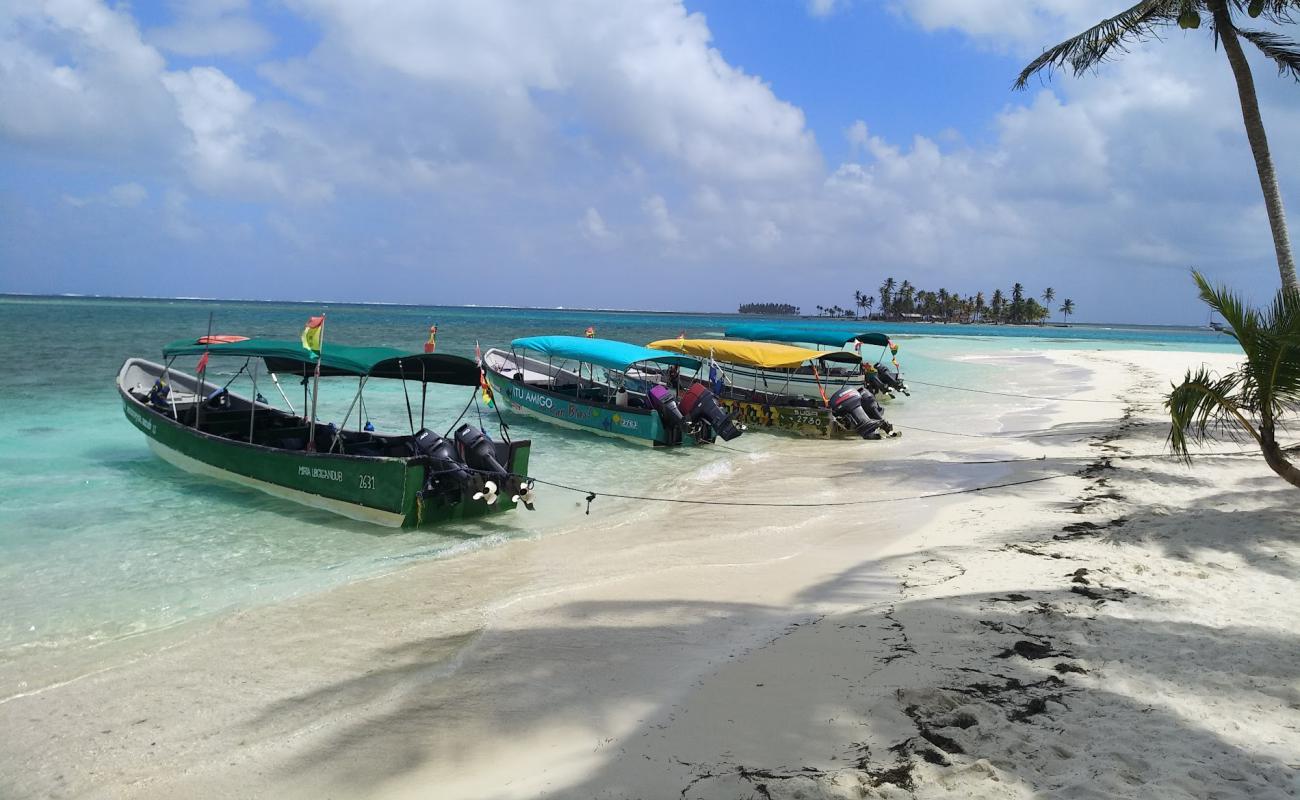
[
  {"xmin": 813, "ymin": 281, "xmax": 1075, "ymax": 325},
  {"xmin": 739, "ymin": 302, "xmax": 800, "ymax": 316}
]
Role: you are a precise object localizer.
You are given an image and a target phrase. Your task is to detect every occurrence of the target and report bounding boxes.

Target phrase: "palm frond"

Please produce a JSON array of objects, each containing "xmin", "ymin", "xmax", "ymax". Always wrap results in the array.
[
  {"xmin": 1166, "ymin": 366, "xmax": 1258, "ymax": 459},
  {"xmin": 1227, "ymin": 0, "xmax": 1300, "ymax": 25},
  {"xmin": 1235, "ymin": 28, "xmax": 1300, "ymax": 79},
  {"xmin": 1014, "ymin": 0, "xmax": 1178, "ymax": 89},
  {"xmin": 1192, "ymin": 270, "xmax": 1261, "ymax": 352}
]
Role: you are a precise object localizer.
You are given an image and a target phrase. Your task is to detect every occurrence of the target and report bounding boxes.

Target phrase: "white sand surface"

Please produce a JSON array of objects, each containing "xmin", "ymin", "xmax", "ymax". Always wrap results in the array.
[{"xmin": 2, "ymin": 347, "xmax": 1296, "ymax": 799}]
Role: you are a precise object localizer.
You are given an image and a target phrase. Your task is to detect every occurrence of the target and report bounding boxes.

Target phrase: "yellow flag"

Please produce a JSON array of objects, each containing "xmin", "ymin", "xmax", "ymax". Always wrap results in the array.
[{"xmin": 302, "ymin": 315, "xmax": 325, "ymax": 353}]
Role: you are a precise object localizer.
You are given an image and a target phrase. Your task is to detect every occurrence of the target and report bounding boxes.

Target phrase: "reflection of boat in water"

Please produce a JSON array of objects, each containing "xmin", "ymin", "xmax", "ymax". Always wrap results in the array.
[
  {"xmin": 642, "ymin": 339, "xmax": 898, "ymax": 440},
  {"xmin": 481, "ymin": 336, "xmax": 742, "ymax": 447},
  {"xmin": 119, "ymin": 337, "xmax": 534, "ymax": 528},
  {"xmin": 723, "ymin": 323, "xmax": 909, "ymax": 398}
]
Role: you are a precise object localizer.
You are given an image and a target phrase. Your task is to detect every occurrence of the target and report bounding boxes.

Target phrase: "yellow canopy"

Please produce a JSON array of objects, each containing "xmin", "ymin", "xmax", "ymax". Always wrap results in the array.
[{"xmin": 647, "ymin": 339, "xmax": 861, "ymax": 369}]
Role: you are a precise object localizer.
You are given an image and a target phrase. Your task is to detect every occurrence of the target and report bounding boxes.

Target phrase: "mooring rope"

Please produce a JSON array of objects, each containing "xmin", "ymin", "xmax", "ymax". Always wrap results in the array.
[{"xmin": 903, "ymin": 378, "xmax": 1136, "ymax": 404}]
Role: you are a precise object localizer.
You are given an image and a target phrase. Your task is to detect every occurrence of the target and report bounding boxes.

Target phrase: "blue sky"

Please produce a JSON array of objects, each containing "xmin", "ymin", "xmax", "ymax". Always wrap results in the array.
[{"xmin": 2, "ymin": 1, "xmax": 1298, "ymax": 324}]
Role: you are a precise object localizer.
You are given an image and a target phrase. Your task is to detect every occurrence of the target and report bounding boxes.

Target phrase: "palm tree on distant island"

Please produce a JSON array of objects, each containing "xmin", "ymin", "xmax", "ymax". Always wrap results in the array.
[
  {"xmin": 1015, "ymin": 0, "xmax": 1299, "ymax": 293},
  {"xmin": 1042, "ymin": 287, "xmax": 1055, "ymax": 309},
  {"xmin": 1060, "ymin": 298, "xmax": 1075, "ymax": 324}
]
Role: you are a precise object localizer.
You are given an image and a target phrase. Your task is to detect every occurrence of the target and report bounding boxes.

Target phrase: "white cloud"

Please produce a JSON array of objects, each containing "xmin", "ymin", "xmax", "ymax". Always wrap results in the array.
[
  {"xmin": 148, "ymin": 16, "xmax": 272, "ymax": 58},
  {"xmin": 581, "ymin": 207, "xmax": 615, "ymax": 244},
  {"xmin": 643, "ymin": 195, "xmax": 681, "ymax": 243}
]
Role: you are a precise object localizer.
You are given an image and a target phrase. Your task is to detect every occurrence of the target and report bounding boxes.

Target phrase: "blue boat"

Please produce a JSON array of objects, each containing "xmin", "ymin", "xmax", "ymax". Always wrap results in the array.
[{"xmin": 481, "ymin": 336, "xmax": 743, "ymax": 447}]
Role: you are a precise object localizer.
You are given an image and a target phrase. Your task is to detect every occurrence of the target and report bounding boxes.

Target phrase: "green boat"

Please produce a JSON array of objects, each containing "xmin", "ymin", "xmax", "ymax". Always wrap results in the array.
[
  {"xmin": 481, "ymin": 335, "xmax": 742, "ymax": 447},
  {"xmin": 118, "ymin": 337, "xmax": 534, "ymax": 528}
]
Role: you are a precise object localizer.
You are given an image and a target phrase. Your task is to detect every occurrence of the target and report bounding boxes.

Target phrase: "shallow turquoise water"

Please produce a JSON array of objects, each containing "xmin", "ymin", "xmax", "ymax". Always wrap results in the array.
[{"xmin": 0, "ymin": 296, "xmax": 1240, "ymax": 658}]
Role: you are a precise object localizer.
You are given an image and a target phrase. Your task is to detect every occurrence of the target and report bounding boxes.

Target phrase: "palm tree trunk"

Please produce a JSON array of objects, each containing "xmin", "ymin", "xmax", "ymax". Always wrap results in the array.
[
  {"xmin": 1260, "ymin": 422, "xmax": 1300, "ymax": 488},
  {"xmin": 1209, "ymin": 0, "xmax": 1298, "ymax": 293}
]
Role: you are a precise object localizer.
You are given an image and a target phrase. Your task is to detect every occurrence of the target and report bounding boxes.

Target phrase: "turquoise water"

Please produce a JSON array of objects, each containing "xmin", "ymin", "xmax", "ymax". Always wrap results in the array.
[{"xmin": 0, "ymin": 296, "xmax": 1240, "ymax": 661}]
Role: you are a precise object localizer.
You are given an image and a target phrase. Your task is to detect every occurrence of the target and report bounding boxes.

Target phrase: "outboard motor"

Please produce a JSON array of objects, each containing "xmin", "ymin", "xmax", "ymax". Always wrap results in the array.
[
  {"xmin": 829, "ymin": 387, "xmax": 884, "ymax": 440},
  {"xmin": 679, "ymin": 384, "xmax": 743, "ymax": 442},
  {"xmin": 875, "ymin": 362, "xmax": 910, "ymax": 396},
  {"xmin": 647, "ymin": 384, "xmax": 686, "ymax": 432},
  {"xmin": 862, "ymin": 366, "xmax": 893, "ymax": 399},
  {"xmin": 857, "ymin": 388, "xmax": 898, "ymax": 437},
  {"xmin": 413, "ymin": 428, "xmax": 473, "ymax": 502},
  {"xmin": 454, "ymin": 425, "xmax": 535, "ymax": 508}
]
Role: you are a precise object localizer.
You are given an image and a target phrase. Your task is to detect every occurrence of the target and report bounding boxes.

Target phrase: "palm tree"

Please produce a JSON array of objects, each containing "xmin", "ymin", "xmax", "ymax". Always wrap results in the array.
[
  {"xmin": 1011, "ymin": 282, "xmax": 1026, "ymax": 323},
  {"xmin": 880, "ymin": 278, "xmax": 896, "ymax": 317},
  {"xmin": 1042, "ymin": 287, "xmax": 1056, "ymax": 309},
  {"xmin": 864, "ymin": 296, "xmax": 876, "ymax": 316},
  {"xmin": 1167, "ymin": 271, "xmax": 1300, "ymax": 488},
  {"xmin": 1015, "ymin": 0, "xmax": 1299, "ymax": 292},
  {"xmin": 975, "ymin": 291, "xmax": 987, "ymax": 322},
  {"xmin": 991, "ymin": 289, "xmax": 1005, "ymax": 323},
  {"xmin": 1060, "ymin": 298, "xmax": 1075, "ymax": 323}
]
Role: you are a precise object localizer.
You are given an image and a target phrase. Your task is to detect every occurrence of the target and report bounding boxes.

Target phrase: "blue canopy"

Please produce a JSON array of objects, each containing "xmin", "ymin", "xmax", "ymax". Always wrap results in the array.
[
  {"xmin": 725, "ymin": 323, "xmax": 892, "ymax": 349},
  {"xmin": 511, "ymin": 335, "xmax": 701, "ymax": 372}
]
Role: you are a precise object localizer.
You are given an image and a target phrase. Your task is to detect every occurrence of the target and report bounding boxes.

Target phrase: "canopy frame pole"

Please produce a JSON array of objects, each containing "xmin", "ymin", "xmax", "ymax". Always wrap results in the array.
[
  {"xmin": 248, "ymin": 359, "xmax": 259, "ymax": 443},
  {"xmin": 399, "ymin": 360, "xmax": 415, "ymax": 434},
  {"xmin": 329, "ymin": 376, "xmax": 367, "ymax": 454},
  {"xmin": 306, "ymin": 316, "xmax": 325, "ymax": 452},
  {"xmin": 270, "ymin": 372, "xmax": 296, "ymax": 416},
  {"xmin": 420, "ymin": 362, "xmax": 428, "ymax": 429},
  {"xmin": 195, "ymin": 311, "xmax": 214, "ymax": 432},
  {"xmin": 162, "ymin": 356, "xmax": 180, "ymax": 419}
]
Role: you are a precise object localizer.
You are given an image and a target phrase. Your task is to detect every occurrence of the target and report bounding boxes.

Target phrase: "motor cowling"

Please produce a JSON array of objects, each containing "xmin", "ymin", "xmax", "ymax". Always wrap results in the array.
[
  {"xmin": 829, "ymin": 388, "xmax": 883, "ymax": 439},
  {"xmin": 857, "ymin": 388, "xmax": 896, "ymax": 436},
  {"xmin": 647, "ymin": 384, "xmax": 685, "ymax": 430},
  {"xmin": 679, "ymin": 383, "xmax": 743, "ymax": 442},
  {"xmin": 875, "ymin": 362, "xmax": 909, "ymax": 395},
  {"xmin": 414, "ymin": 428, "xmax": 472, "ymax": 501}
]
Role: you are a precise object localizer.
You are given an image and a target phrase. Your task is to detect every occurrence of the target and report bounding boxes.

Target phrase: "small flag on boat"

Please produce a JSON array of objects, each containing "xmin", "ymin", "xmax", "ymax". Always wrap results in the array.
[
  {"xmin": 584, "ymin": 326, "xmax": 595, "ymax": 338},
  {"xmin": 301, "ymin": 315, "xmax": 325, "ymax": 353},
  {"xmin": 474, "ymin": 340, "xmax": 494, "ymax": 408},
  {"xmin": 196, "ymin": 351, "xmax": 210, "ymax": 374},
  {"xmin": 677, "ymin": 330, "xmax": 686, "ymax": 343},
  {"xmin": 888, "ymin": 339, "xmax": 898, "ymax": 354},
  {"xmin": 424, "ymin": 323, "xmax": 438, "ymax": 354}
]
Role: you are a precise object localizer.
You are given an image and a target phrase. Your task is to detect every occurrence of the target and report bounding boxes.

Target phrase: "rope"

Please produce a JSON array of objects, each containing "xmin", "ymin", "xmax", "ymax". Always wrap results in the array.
[{"xmin": 905, "ymin": 378, "xmax": 1137, "ymax": 404}]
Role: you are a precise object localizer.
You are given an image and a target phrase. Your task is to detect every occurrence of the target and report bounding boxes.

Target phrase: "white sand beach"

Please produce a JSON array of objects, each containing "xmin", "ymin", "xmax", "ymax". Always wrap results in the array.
[{"xmin": 2, "ymin": 346, "xmax": 1296, "ymax": 799}]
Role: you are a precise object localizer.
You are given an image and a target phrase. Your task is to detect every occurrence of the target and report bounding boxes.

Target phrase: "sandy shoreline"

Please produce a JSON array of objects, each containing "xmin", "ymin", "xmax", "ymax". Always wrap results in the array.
[{"xmin": 2, "ymin": 346, "xmax": 1296, "ymax": 799}]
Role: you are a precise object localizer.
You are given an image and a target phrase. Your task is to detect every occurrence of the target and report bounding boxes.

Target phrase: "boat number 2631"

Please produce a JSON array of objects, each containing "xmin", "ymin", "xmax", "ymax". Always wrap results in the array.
[{"xmin": 358, "ymin": 474, "xmax": 376, "ymax": 490}]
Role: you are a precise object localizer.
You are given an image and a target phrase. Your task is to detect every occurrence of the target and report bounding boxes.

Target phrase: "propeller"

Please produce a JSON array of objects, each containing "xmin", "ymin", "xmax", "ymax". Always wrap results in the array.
[
  {"xmin": 473, "ymin": 480, "xmax": 499, "ymax": 505},
  {"xmin": 511, "ymin": 480, "xmax": 537, "ymax": 510}
]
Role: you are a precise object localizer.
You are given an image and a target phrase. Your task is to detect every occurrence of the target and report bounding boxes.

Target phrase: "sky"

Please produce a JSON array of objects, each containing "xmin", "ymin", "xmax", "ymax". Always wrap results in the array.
[{"xmin": 2, "ymin": 0, "xmax": 1299, "ymax": 324}]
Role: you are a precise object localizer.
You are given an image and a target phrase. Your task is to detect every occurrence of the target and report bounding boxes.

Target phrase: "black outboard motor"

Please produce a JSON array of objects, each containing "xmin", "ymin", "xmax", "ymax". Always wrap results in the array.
[
  {"xmin": 454, "ymin": 424, "xmax": 535, "ymax": 508},
  {"xmin": 862, "ymin": 367, "xmax": 893, "ymax": 399},
  {"xmin": 829, "ymin": 387, "xmax": 884, "ymax": 440},
  {"xmin": 414, "ymin": 428, "xmax": 472, "ymax": 502},
  {"xmin": 857, "ymin": 388, "xmax": 897, "ymax": 436},
  {"xmin": 875, "ymin": 361, "xmax": 909, "ymax": 395},
  {"xmin": 679, "ymin": 384, "xmax": 743, "ymax": 442}
]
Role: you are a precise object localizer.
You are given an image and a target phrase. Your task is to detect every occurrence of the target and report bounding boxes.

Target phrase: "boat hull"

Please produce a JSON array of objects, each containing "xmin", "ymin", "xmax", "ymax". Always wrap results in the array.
[
  {"xmin": 119, "ymin": 363, "xmax": 529, "ymax": 528},
  {"xmin": 484, "ymin": 365, "xmax": 681, "ymax": 446},
  {"xmin": 716, "ymin": 395, "xmax": 855, "ymax": 438}
]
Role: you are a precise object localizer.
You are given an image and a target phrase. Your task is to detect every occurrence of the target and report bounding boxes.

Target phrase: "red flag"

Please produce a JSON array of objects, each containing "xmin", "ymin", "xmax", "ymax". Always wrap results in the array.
[
  {"xmin": 424, "ymin": 324, "xmax": 438, "ymax": 354},
  {"xmin": 585, "ymin": 326, "xmax": 595, "ymax": 338},
  {"xmin": 196, "ymin": 352, "xmax": 209, "ymax": 373}
]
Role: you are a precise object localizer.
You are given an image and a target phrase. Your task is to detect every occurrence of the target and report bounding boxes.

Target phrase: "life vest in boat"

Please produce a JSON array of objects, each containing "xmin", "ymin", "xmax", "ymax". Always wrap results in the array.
[{"xmin": 147, "ymin": 379, "xmax": 171, "ymax": 409}]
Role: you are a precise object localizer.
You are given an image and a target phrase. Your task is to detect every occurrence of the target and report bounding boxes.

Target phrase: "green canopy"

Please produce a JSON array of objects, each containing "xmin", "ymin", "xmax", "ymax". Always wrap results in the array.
[{"xmin": 162, "ymin": 338, "xmax": 481, "ymax": 385}]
